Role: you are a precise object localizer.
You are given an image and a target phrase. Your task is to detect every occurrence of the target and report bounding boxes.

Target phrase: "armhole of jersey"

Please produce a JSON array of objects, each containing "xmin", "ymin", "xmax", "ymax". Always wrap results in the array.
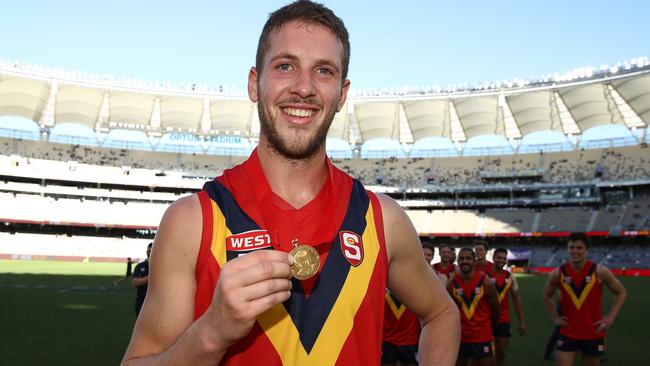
[
  {"xmin": 367, "ymin": 190, "xmax": 388, "ymax": 277},
  {"xmin": 195, "ymin": 190, "xmax": 214, "ymax": 283}
]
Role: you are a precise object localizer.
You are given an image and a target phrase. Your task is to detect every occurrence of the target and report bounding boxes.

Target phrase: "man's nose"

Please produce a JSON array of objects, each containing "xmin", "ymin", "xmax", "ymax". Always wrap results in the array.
[{"xmin": 290, "ymin": 69, "xmax": 316, "ymax": 98}]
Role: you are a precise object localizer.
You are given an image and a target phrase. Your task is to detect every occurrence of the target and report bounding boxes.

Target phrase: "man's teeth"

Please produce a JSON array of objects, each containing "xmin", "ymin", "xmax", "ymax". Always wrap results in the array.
[{"xmin": 283, "ymin": 107, "xmax": 313, "ymax": 117}]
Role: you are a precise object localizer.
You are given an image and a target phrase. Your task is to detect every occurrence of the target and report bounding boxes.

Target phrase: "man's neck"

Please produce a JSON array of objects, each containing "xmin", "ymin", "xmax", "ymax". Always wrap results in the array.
[
  {"xmin": 460, "ymin": 270, "xmax": 475, "ymax": 282},
  {"xmin": 257, "ymin": 143, "xmax": 329, "ymax": 209},
  {"xmin": 570, "ymin": 259, "xmax": 587, "ymax": 272}
]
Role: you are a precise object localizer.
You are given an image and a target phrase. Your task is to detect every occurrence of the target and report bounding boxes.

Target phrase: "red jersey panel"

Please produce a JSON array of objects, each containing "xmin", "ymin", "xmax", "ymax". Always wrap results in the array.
[
  {"xmin": 383, "ymin": 290, "xmax": 420, "ymax": 346},
  {"xmin": 559, "ymin": 261, "xmax": 603, "ymax": 340},
  {"xmin": 433, "ymin": 262, "xmax": 456, "ymax": 278},
  {"xmin": 450, "ymin": 272, "xmax": 493, "ymax": 343},
  {"xmin": 194, "ymin": 151, "xmax": 389, "ymax": 365},
  {"xmin": 475, "ymin": 261, "xmax": 494, "ymax": 276},
  {"xmin": 492, "ymin": 270, "xmax": 513, "ymax": 324}
]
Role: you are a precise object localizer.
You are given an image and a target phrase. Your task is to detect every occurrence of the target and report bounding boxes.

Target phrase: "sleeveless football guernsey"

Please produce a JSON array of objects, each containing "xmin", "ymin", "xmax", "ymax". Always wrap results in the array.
[
  {"xmin": 194, "ymin": 151, "xmax": 388, "ymax": 365},
  {"xmin": 558, "ymin": 261, "xmax": 603, "ymax": 339},
  {"xmin": 383, "ymin": 290, "xmax": 420, "ymax": 346},
  {"xmin": 493, "ymin": 270, "xmax": 513, "ymax": 324},
  {"xmin": 450, "ymin": 272, "xmax": 493, "ymax": 343}
]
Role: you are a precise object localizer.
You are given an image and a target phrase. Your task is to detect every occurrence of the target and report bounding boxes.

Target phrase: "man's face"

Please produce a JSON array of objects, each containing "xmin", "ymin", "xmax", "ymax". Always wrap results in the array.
[
  {"xmin": 423, "ymin": 248, "xmax": 434, "ymax": 265},
  {"xmin": 457, "ymin": 250, "xmax": 475, "ymax": 274},
  {"xmin": 440, "ymin": 246, "xmax": 452, "ymax": 263},
  {"xmin": 249, "ymin": 20, "xmax": 350, "ymax": 160},
  {"xmin": 568, "ymin": 240, "xmax": 588, "ymax": 264},
  {"xmin": 493, "ymin": 251, "xmax": 507, "ymax": 270},
  {"xmin": 474, "ymin": 244, "xmax": 486, "ymax": 261}
]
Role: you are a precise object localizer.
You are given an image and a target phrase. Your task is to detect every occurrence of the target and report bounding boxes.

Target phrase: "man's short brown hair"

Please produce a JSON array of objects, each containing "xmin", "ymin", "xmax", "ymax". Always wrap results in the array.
[{"xmin": 255, "ymin": 0, "xmax": 350, "ymax": 83}]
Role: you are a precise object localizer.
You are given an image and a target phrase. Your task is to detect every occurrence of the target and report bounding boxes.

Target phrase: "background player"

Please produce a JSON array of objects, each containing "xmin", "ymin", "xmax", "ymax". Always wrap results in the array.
[
  {"xmin": 382, "ymin": 288, "xmax": 420, "ymax": 366},
  {"xmin": 542, "ymin": 233, "xmax": 627, "ymax": 366},
  {"xmin": 473, "ymin": 241, "xmax": 493, "ymax": 276},
  {"xmin": 449, "ymin": 248, "xmax": 499, "ymax": 366},
  {"xmin": 132, "ymin": 243, "xmax": 152, "ymax": 316},
  {"xmin": 434, "ymin": 243, "xmax": 457, "ymax": 279},
  {"xmin": 491, "ymin": 247, "xmax": 526, "ymax": 366}
]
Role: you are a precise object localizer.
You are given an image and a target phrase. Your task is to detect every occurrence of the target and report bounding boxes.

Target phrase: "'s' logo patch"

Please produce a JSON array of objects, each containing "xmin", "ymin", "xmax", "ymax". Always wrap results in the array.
[
  {"xmin": 340, "ymin": 231, "xmax": 363, "ymax": 266},
  {"xmin": 226, "ymin": 230, "xmax": 272, "ymax": 251}
]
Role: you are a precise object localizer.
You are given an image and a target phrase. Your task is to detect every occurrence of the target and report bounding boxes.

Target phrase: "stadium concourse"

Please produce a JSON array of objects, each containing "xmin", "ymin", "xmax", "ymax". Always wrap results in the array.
[{"xmin": 0, "ymin": 58, "xmax": 649, "ymax": 275}]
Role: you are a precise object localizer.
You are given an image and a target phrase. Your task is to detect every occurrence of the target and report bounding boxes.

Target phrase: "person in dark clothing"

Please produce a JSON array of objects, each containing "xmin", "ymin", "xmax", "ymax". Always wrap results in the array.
[
  {"xmin": 114, "ymin": 257, "xmax": 133, "ymax": 285},
  {"xmin": 133, "ymin": 243, "xmax": 152, "ymax": 316}
]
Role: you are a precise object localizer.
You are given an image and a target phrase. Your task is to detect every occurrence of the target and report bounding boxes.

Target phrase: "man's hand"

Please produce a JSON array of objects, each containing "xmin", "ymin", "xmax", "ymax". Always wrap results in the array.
[
  {"xmin": 594, "ymin": 315, "xmax": 614, "ymax": 332},
  {"xmin": 518, "ymin": 321, "xmax": 527, "ymax": 336},
  {"xmin": 553, "ymin": 315, "xmax": 568, "ymax": 327},
  {"xmin": 205, "ymin": 250, "xmax": 293, "ymax": 347}
]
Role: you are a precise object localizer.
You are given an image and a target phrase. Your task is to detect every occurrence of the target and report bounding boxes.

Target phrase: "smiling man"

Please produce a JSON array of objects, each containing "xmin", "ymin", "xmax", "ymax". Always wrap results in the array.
[
  {"xmin": 448, "ymin": 248, "xmax": 499, "ymax": 366},
  {"xmin": 542, "ymin": 233, "xmax": 627, "ymax": 366},
  {"xmin": 120, "ymin": 1, "xmax": 459, "ymax": 365}
]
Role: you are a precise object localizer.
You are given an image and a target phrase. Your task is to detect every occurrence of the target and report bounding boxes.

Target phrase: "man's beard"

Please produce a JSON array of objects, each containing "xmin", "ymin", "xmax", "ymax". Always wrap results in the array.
[{"xmin": 258, "ymin": 98, "xmax": 336, "ymax": 160}]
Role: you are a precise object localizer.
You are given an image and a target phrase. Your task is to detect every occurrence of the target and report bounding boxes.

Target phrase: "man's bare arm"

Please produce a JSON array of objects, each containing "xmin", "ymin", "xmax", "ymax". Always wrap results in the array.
[
  {"xmin": 121, "ymin": 195, "xmax": 293, "ymax": 365},
  {"xmin": 380, "ymin": 194, "xmax": 460, "ymax": 366},
  {"xmin": 511, "ymin": 287, "xmax": 526, "ymax": 335},
  {"xmin": 542, "ymin": 269, "xmax": 565, "ymax": 326},
  {"xmin": 483, "ymin": 279, "xmax": 500, "ymax": 325},
  {"xmin": 132, "ymin": 276, "xmax": 148, "ymax": 287},
  {"xmin": 595, "ymin": 265, "xmax": 627, "ymax": 331}
]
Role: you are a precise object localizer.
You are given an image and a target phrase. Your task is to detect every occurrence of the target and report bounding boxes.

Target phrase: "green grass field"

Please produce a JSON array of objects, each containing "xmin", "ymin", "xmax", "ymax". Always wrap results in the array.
[{"xmin": 1, "ymin": 260, "xmax": 649, "ymax": 365}]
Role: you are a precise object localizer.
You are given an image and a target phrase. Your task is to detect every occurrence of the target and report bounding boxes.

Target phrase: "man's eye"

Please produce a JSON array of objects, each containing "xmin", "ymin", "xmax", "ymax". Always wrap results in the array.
[
  {"xmin": 278, "ymin": 64, "xmax": 292, "ymax": 72},
  {"xmin": 317, "ymin": 67, "xmax": 332, "ymax": 75}
]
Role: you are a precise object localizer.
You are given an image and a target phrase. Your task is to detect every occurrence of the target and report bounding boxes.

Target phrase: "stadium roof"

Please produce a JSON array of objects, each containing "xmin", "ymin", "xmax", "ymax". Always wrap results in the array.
[{"xmin": 0, "ymin": 59, "xmax": 648, "ymax": 150}]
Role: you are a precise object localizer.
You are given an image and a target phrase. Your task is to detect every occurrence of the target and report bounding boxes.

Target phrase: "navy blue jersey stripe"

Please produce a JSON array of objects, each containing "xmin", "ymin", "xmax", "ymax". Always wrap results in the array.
[
  {"xmin": 389, "ymin": 293, "xmax": 403, "ymax": 308},
  {"xmin": 204, "ymin": 178, "xmax": 371, "ymax": 354},
  {"xmin": 202, "ymin": 180, "xmax": 259, "ymax": 233},
  {"xmin": 561, "ymin": 263, "xmax": 595, "ymax": 297},
  {"xmin": 284, "ymin": 180, "xmax": 369, "ymax": 354}
]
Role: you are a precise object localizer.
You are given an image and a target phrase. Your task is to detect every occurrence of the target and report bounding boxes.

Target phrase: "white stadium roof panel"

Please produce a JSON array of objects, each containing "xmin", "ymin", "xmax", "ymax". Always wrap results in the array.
[
  {"xmin": 0, "ymin": 75, "xmax": 50, "ymax": 121},
  {"xmin": 558, "ymin": 84, "xmax": 625, "ymax": 131},
  {"xmin": 327, "ymin": 103, "xmax": 349, "ymax": 141},
  {"xmin": 108, "ymin": 92, "xmax": 156, "ymax": 127},
  {"xmin": 54, "ymin": 84, "xmax": 103, "ymax": 126},
  {"xmin": 611, "ymin": 74, "xmax": 650, "ymax": 125},
  {"xmin": 354, "ymin": 101, "xmax": 398, "ymax": 141},
  {"xmin": 402, "ymin": 100, "xmax": 450, "ymax": 141},
  {"xmin": 1, "ymin": 61, "xmax": 649, "ymax": 146},
  {"xmin": 453, "ymin": 95, "xmax": 502, "ymax": 139},
  {"xmin": 506, "ymin": 90, "xmax": 562, "ymax": 137},
  {"xmin": 209, "ymin": 100, "xmax": 254, "ymax": 135},
  {"xmin": 159, "ymin": 96, "xmax": 203, "ymax": 131}
]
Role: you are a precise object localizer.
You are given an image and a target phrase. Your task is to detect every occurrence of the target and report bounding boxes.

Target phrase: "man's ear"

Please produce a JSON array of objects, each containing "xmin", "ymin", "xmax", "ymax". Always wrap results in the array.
[{"xmin": 248, "ymin": 67, "xmax": 258, "ymax": 102}]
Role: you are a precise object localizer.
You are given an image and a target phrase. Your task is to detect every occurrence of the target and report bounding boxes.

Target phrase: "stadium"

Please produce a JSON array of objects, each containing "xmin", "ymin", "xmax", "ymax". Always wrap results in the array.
[{"xmin": 1, "ymin": 54, "xmax": 649, "ymax": 364}]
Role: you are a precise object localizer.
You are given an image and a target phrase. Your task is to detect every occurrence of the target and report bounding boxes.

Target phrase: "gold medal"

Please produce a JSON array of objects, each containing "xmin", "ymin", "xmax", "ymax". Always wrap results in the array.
[{"xmin": 289, "ymin": 239, "xmax": 320, "ymax": 280}]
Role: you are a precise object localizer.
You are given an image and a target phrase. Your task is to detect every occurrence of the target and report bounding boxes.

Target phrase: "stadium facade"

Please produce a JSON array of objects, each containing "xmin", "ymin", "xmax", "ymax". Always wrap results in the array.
[{"xmin": 0, "ymin": 58, "xmax": 649, "ymax": 271}]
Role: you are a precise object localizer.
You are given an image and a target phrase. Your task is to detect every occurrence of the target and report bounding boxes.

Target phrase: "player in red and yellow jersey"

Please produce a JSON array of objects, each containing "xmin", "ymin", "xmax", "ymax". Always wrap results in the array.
[
  {"xmin": 543, "ymin": 233, "xmax": 627, "ymax": 366},
  {"xmin": 121, "ymin": 1, "xmax": 460, "ymax": 365},
  {"xmin": 434, "ymin": 244, "xmax": 457, "ymax": 279},
  {"xmin": 473, "ymin": 241, "xmax": 493, "ymax": 277},
  {"xmin": 449, "ymin": 248, "xmax": 499, "ymax": 366},
  {"xmin": 383, "ymin": 289, "xmax": 420, "ymax": 366},
  {"xmin": 490, "ymin": 248, "xmax": 526, "ymax": 366}
]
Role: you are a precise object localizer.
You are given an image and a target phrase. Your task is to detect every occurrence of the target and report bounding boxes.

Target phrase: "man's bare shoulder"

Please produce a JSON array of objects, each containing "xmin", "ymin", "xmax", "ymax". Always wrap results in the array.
[
  {"xmin": 153, "ymin": 194, "xmax": 202, "ymax": 262},
  {"xmin": 374, "ymin": 192, "xmax": 405, "ymax": 223}
]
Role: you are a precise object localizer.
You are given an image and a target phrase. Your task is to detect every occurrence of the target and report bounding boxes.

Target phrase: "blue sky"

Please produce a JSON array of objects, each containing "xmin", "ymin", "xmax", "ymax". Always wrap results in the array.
[{"xmin": 1, "ymin": 0, "xmax": 649, "ymax": 91}]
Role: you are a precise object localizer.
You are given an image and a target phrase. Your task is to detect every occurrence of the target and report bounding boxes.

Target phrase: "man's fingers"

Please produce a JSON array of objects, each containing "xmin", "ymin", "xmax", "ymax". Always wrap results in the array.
[
  {"xmin": 226, "ymin": 260, "xmax": 292, "ymax": 288},
  {"xmin": 245, "ymin": 291, "xmax": 292, "ymax": 318},
  {"xmin": 225, "ymin": 250, "xmax": 292, "ymax": 271},
  {"xmin": 241, "ymin": 278, "xmax": 293, "ymax": 301}
]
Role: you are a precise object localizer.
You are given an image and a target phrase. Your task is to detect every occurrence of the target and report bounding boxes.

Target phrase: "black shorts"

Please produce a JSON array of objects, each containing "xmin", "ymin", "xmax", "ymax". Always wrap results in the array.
[
  {"xmin": 458, "ymin": 341, "xmax": 493, "ymax": 360},
  {"xmin": 382, "ymin": 341, "xmax": 418, "ymax": 364},
  {"xmin": 556, "ymin": 334, "xmax": 605, "ymax": 357},
  {"xmin": 492, "ymin": 322, "xmax": 512, "ymax": 338}
]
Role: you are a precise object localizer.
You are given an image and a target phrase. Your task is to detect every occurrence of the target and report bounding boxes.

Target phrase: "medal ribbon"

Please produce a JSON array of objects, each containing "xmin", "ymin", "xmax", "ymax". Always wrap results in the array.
[{"xmin": 242, "ymin": 149, "xmax": 336, "ymax": 255}]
